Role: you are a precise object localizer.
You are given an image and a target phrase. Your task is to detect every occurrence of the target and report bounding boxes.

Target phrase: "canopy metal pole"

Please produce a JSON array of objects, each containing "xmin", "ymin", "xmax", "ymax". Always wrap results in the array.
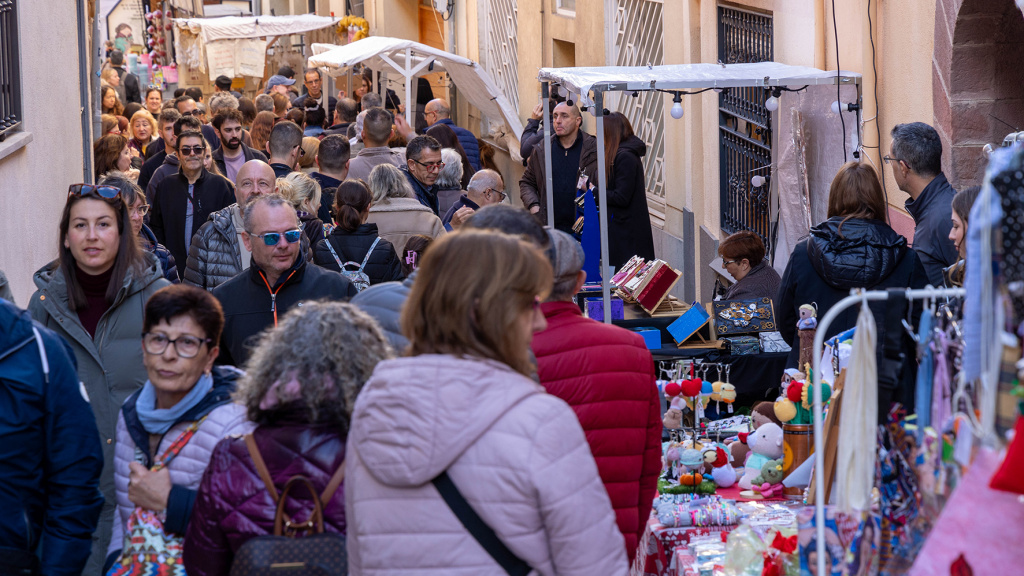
[
  {"xmin": 404, "ymin": 48, "xmax": 414, "ymax": 127},
  {"xmin": 542, "ymin": 82, "xmax": 554, "ymax": 229},
  {"xmin": 594, "ymin": 91, "xmax": 611, "ymax": 324},
  {"xmin": 811, "ymin": 285, "xmax": 965, "ymax": 576}
]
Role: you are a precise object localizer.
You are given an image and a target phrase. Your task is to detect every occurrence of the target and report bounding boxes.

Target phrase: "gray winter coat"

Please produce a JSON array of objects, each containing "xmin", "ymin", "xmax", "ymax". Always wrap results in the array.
[
  {"xmin": 351, "ymin": 272, "xmax": 415, "ymax": 351},
  {"xmin": 184, "ymin": 205, "xmax": 315, "ymax": 291},
  {"xmin": 27, "ymin": 253, "xmax": 169, "ymax": 575}
]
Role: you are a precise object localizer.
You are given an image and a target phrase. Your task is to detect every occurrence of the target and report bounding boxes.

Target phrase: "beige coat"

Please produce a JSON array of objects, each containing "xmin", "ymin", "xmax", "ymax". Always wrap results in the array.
[{"xmin": 366, "ymin": 197, "xmax": 445, "ymax": 255}]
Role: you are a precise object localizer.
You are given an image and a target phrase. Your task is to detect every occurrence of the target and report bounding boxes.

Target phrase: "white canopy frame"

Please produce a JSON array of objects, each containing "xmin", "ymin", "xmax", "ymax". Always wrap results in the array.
[
  {"xmin": 308, "ymin": 37, "xmax": 523, "ymax": 149},
  {"xmin": 172, "ymin": 14, "xmax": 341, "ymax": 44},
  {"xmin": 537, "ymin": 62, "xmax": 861, "ymax": 576}
]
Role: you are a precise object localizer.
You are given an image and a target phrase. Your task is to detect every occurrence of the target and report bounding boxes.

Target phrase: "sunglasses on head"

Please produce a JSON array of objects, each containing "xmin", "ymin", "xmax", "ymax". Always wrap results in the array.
[
  {"xmin": 179, "ymin": 145, "xmax": 205, "ymax": 156},
  {"xmin": 68, "ymin": 184, "xmax": 121, "ymax": 199},
  {"xmin": 251, "ymin": 229, "xmax": 302, "ymax": 246}
]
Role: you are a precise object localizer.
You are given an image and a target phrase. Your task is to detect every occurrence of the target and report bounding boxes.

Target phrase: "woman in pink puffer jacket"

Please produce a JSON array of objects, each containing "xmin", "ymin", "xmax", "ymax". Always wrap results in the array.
[{"xmin": 346, "ymin": 230, "xmax": 628, "ymax": 576}]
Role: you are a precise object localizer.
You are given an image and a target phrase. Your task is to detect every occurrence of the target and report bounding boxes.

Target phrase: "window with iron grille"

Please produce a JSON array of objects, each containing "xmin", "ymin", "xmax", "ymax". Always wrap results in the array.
[
  {"xmin": 482, "ymin": 0, "xmax": 519, "ymax": 115},
  {"xmin": 0, "ymin": 0, "xmax": 21, "ymax": 141},
  {"xmin": 718, "ymin": 6, "xmax": 773, "ymax": 254}
]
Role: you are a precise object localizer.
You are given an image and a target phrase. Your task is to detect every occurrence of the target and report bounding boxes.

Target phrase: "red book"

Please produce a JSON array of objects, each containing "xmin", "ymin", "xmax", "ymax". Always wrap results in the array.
[{"xmin": 635, "ymin": 262, "xmax": 681, "ymax": 314}]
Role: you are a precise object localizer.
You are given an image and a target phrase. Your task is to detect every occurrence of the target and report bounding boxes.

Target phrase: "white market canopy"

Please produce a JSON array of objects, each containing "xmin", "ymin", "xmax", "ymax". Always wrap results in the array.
[
  {"xmin": 538, "ymin": 62, "xmax": 861, "ymax": 106},
  {"xmin": 308, "ymin": 37, "xmax": 523, "ymax": 147},
  {"xmin": 172, "ymin": 14, "xmax": 340, "ymax": 44}
]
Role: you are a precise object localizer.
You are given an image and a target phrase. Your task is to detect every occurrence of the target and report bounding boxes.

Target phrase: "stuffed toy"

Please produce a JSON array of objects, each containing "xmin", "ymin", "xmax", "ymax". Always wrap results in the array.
[
  {"xmin": 663, "ymin": 396, "xmax": 685, "ymax": 429},
  {"xmin": 704, "ymin": 445, "xmax": 737, "ymax": 487},
  {"xmin": 797, "ymin": 303, "xmax": 817, "ymax": 330},
  {"xmin": 738, "ymin": 422, "xmax": 784, "ymax": 489},
  {"xmin": 663, "ymin": 442, "xmax": 684, "ymax": 483},
  {"xmin": 678, "ymin": 448, "xmax": 706, "ymax": 486},
  {"xmin": 729, "ymin": 402, "xmax": 781, "ymax": 465},
  {"xmin": 752, "ymin": 458, "xmax": 786, "ymax": 498}
]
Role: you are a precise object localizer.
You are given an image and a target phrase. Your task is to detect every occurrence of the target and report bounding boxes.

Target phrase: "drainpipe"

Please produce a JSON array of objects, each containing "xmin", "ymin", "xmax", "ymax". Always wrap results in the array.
[{"xmin": 77, "ymin": 0, "xmax": 94, "ymax": 182}]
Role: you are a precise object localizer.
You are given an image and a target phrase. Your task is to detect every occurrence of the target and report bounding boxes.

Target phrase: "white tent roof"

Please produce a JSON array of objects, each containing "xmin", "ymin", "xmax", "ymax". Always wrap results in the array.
[
  {"xmin": 308, "ymin": 37, "xmax": 523, "ymax": 143},
  {"xmin": 173, "ymin": 14, "xmax": 340, "ymax": 43},
  {"xmin": 538, "ymin": 62, "xmax": 861, "ymax": 106}
]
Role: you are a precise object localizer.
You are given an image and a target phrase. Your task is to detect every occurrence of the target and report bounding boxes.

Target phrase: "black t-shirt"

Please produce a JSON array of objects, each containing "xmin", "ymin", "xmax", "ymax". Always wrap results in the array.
[{"xmin": 550, "ymin": 133, "xmax": 584, "ymax": 234}]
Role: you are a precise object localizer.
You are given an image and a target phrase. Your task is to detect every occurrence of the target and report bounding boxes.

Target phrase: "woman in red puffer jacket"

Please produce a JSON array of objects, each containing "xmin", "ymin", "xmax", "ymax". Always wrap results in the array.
[{"xmin": 182, "ymin": 301, "xmax": 392, "ymax": 576}]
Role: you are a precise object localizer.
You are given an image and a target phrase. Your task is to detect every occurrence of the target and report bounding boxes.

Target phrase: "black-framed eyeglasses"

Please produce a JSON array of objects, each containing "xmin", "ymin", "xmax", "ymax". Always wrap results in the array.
[
  {"xmin": 251, "ymin": 229, "xmax": 302, "ymax": 246},
  {"xmin": 179, "ymin": 145, "xmax": 204, "ymax": 156},
  {"xmin": 180, "ymin": 109, "xmax": 201, "ymax": 116},
  {"xmin": 485, "ymin": 188, "xmax": 507, "ymax": 201},
  {"xmin": 142, "ymin": 332, "xmax": 211, "ymax": 358},
  {"xmin": 68, "ymin": 184, "xmax": 121, "ymax": 199},
  {"xmin": 882, "ymin": 155, "xmax": 902, "ymax": 166},
  {"xmin": 131, "ymin": 203, "xmax": 150, "ymax": 216},
  {"xmin": 410, "ymin": 158, "xmax": 444, "ymax": 171}
]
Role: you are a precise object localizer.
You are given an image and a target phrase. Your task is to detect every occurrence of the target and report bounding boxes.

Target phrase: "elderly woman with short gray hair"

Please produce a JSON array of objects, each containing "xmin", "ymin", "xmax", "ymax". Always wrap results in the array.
[
  {"xmin": 183, "ymin": 301, "xmax": 392, "ymax": 576},
  {"xmin": 365, "ymin": 163, "xmax": 446, "ymax": 255}
]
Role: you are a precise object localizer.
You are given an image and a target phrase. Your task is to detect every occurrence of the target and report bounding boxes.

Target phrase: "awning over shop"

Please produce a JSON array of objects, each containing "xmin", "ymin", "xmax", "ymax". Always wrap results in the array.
[
  {"xmin": 172, "ymin": 14, "xmax": 340, "ymax": 44},
  {"xmin": 308, "ymin": 37, "xmax": 523, "ymax": 149}
]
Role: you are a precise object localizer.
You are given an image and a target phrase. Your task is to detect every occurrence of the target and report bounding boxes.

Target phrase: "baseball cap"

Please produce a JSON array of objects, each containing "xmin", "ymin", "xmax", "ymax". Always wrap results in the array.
[
  {"xmin": 266, "ymin": 75, "xmax": 296, "ymax": 92},
  {"xmin": 546, "ymin": 229, "xmax": 585, "ymax": 284}
]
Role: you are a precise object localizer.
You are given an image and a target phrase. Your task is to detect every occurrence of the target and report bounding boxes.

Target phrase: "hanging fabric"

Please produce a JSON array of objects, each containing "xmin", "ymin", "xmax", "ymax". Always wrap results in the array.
[
  {"xmin": 914, "ymin": 310, "xmax": 935, "ymax": 438},
  {"xmin": 836, "ymin": 300, "xmax": 878, "ymax": 513}
]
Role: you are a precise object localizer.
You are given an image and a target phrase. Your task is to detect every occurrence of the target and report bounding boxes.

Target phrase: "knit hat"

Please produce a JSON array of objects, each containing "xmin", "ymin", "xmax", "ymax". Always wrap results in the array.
[{"xmin": 546, "ymin": 229, "xmax": 585, "ymax": 284}]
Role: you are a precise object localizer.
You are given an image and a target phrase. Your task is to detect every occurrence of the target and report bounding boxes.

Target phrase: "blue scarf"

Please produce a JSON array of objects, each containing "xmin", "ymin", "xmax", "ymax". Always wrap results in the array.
[{"xmin": 136, "ymin": 372, "xmax": 214, "ymax": 435}]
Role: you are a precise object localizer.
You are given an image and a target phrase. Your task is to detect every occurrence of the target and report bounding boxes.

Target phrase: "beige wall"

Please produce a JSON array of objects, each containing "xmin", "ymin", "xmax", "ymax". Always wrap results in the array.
[{"xmin": 0, "ymin": 2, "xmax": 85, "ymax": 306}]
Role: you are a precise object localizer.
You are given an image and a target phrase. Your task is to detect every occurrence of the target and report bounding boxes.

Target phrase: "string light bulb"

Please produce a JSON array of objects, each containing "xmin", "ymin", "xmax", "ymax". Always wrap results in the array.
[
  {"xmin": 751, "ymin": 175, "xmax": 766, "ymax": 188},
  {"xmin": 670, "ymin": 92, "xmax": 684, "ymax": 119}
]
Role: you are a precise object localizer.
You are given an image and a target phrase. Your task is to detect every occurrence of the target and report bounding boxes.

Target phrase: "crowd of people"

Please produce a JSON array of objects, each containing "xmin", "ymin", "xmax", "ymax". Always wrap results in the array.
[{"xmin": 0, "ymin": 53, "xmax": 979, "ymax": 576}]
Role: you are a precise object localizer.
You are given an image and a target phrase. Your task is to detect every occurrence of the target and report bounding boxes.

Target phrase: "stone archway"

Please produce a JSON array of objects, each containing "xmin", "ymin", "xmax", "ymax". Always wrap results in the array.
[{"xmin": 933, "ymin": 0, "xmax": 1024, "ymax": 189}]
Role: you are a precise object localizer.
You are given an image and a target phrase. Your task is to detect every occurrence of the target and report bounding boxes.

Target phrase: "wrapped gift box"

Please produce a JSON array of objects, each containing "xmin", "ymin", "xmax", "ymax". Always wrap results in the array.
[{"xmin": 586, "ymin": 296, "xmax": 624, "ymax": 321}]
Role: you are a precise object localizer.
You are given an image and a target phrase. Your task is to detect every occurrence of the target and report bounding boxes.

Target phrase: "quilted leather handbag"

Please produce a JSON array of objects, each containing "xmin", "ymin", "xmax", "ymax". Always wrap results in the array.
[{"xmin": 228, "ymin": 434, "xmax": 347, "ymax": 576}]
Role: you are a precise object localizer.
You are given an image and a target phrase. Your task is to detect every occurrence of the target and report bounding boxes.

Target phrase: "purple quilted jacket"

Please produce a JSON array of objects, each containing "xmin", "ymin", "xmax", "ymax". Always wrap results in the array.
[{"xmin": 182, "ymin": 423, "xmax": 347, "ymax": 576}]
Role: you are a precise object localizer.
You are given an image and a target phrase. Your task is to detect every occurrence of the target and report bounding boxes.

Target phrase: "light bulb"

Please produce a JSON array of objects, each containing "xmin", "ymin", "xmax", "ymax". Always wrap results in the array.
[
  {"xmin": 671, "ymin": 101, "xmax": 684, "ymax": 119},
  {"xmin": 831, "ymin": 100, "xmax": 842, "ymax": 114},
  {"xmin": 751, "ymin": 175, "xmax": 766, "ymax": 188},
  {"xmin": 983, "ymin": 143, "xmax": 996, "ymax": 156},
  {"xmin": 765, "ymin": 95, "xmax": 779, "ymax": 112}
]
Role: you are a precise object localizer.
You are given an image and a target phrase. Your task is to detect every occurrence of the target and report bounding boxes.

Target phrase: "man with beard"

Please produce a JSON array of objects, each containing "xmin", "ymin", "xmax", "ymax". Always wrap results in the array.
[{"xmin": 212, "ymin": 110, "xmax": 267, "ymax": 182}]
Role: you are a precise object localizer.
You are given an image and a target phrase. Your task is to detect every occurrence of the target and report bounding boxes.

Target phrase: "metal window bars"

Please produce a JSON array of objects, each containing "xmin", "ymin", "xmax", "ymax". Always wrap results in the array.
[{"xmin": 0, "ymin": 0, "xmax": 21, "ymax": 141}]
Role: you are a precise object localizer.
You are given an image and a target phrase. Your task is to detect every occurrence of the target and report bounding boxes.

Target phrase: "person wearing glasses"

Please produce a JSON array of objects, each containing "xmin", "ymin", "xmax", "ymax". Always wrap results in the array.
[
  {"xmin": 345, "ymin": 230, "xmax": 628, "ymax": 575},
  {"xmin": 441, "ymin": 169, "xmax": 506, "ymax": 231},
  {"xmin": 105, "ymin": 284, "xmax": 254, "ymax": 574},
  {"xmin": 717, "ymin": 231, "xmax": 780, "ymax": 303},
  {"xmin": 100, "ymin": 173, "xmax": 179, "ymax": 284},
  {"xmin": 887, "ymin": 122, "xmax": 959, "ymax": 288},
  {"xmin": 291, "ymin": 68, "xmax": 337, "ymax": 117},
  {"xmin": 149, "ymin": 129, "xmax": 235, "ymax": 280},
  {"xmin": 403, "ymin": 135, "xmax": 444, "ymax": 216},
  {"xmin": 265, "ymin": 121, "xmax": 305, "ymax": 179},
  {"xmin": 212, "ymin": 194, "xmax": 356, "ymax": 367},
  {"xmin": 28, "ymin": 183, "xmax": 171, "ymax": 574},
  {"xmin": 174, "ymin": 95, "xmax": 221, "ymax": 150}
]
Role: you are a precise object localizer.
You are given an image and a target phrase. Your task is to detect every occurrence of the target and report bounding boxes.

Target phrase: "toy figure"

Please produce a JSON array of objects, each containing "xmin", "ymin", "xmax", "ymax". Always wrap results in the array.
[
  {"xmin": 797, "ymin": 303, "xmax": 818, "ymax": 330},
  {"xmin": 704, "ymin": 445, "xmax": 737, "ymax": 487},
  {"xmin": 752, "ymin": 458, "xmax": 786, "ymax": 498},
  {"xmin": 738, "ymin": 423, "xmax": 784, "ymax": 490},
  {"xmin": 678, "ymin": 448, "xmax": 706, "ymax": 486}
]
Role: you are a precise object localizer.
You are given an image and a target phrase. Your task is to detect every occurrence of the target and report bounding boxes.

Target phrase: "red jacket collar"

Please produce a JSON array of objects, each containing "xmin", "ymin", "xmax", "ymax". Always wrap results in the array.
[{"xmin": 541, "ymin": 300, "xmax": 583, "ymax": 320}]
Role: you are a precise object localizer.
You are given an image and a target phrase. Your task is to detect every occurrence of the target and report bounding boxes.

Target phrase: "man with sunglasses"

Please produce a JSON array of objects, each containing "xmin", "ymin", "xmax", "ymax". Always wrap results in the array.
[
  {"xmin": 441, "ymin": 169, "xmax": 506, "ymax": 231},
  {"xmin": 145, "ymin": 115, "xmax": 203, "ymax": 202},
  {"xmin": 212, "ymin": 194, "xmax": 356, "ymax": 366},
  {"xmin": 265, "ymin": 121, "xmax": 305, "ymax": 179},
  {"xmin": 150, "ymin": 130, "xmax": 235, "ymax": 280},
  {"xmin": 403, "ymin": 135, "xmax": 444, "ymax": 216},
  {"xmin": 175, "ymin": 95, "xmax": 221, "ymax": 150}
]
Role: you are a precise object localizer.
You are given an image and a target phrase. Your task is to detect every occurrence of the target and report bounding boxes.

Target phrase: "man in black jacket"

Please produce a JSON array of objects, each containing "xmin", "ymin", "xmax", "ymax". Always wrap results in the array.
[
  {"xmin": 310, "ymin": 135, "xmax": 351, "ymax": 222},
  {"xmin": 403, "ymin": 135, "xmax": 443, "ymax": 216},
  {"xmin": 324, "ymin": 97, "xmax": 358, "ymax": 136},
  {"xmin": 266, "ymin": 121, "xmax": 304, "ymax": 178},
  {"xmin": 519, "ymin": 102, "xmax": 599, "ymax": 235},
  {"xmin": 213, "ymin": 194, "xmax": 356, "ymax": 365},
  {"xmin": 212, "ymin": 109, "xmax": 267, "ymax": 182},
  {"xmin": 146, "ymin": 115, "xmax": 203, "ymax": 201},
  {"xmin": 139, "ymin": 108, "xmax": 182, "ymax": 192},
  {"xmin": 109, "ymin": 50, "xmax": 141, "ymax": 104},
  {"xmin": 150, "ymin": 130, "xmax": 236, "ymax": 279}
]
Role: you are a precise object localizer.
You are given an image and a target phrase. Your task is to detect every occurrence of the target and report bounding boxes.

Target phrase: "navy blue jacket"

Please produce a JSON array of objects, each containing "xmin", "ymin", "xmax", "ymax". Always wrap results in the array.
[
  {"xmin": 140, "ymin": 224, "xmax": 180, "ymax": 284},
  {"xmin": 0, "ymin": 300, "xmax": 104, "ymax": 576},
  {"xmin": 402, "ymin": 166, "xmax": 440, "ymax": 216},
  {"xmin": 428, "ymin": 118, "xmax": 481, "ymax": 170}
]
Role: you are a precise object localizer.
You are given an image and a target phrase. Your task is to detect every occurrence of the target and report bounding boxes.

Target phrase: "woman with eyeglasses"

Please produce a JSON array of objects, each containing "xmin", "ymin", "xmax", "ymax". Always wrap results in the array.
[
  {"xmin": 313, "ymin": 179, "xmax": 404, "ymax": 285},
  {"xmin": 144, "ymin": 87, "xmax": 165, "ymax": 117},
  {"xmin": 345, "ymin": 230, "xmax": 628, "ymax": 574},
  {"xmin": 105, "ymin": 284, "xmax": 254, "ymax": 575},
  {"xmin": 717, "ymin": 231, "xmax": 781, "ymax": 303},
  {"xmin": 28, "ymin": 183, "xmax": 171, "ymax": 573},
  {"xmin": 100, "ymin": 172, "xmax": 179, "ymax": 283}
]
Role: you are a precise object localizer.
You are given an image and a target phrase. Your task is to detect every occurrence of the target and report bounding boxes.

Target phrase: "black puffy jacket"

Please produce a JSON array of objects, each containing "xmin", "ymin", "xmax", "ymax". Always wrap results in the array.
[
  {"xmin": 313, "ymin": 223, "xmax": 405, "ymax": 286},
  {"xmin": 776, "ymin": 218, "xmax": 928, "ymax": 420}
]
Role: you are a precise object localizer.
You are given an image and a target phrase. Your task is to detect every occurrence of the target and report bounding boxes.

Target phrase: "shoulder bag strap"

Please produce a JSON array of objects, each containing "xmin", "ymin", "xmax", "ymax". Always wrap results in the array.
[
  {"xmin": 244, "ymin": 433, "xmax": 280, "ymax": 503},
  {"xmin": 358, "ymin": 237, "xmax": 382, "ymax": 272},
  {"xmin": 152, "ymin": 415, "xmax": 209, "ymax": 471},
  {"xmin": 324, "ymin": 236, "xmax": 345, "ymax": 269},
  {"xmin": 319, "ymin": 458, "xmax": 346, "ymax": 504},
  {"xmin": 432, "ymin": 471, "xmax": 531, "ymax": 576}
]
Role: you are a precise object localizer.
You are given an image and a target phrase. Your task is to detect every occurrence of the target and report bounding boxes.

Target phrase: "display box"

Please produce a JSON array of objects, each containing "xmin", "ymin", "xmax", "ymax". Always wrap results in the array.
[
  {"xmin": 632, "ymin": 327, "xmax": 662, "ymax": 350},
  {"xmin": 713, "ymin": 297, "xmax": 777, "ymax": 335},
  {"xmin": 586, "ymin": 297, "xmax": 624, "ymax": 321},
  {"xmin": 723, "ymin": 335, "xmax": 760, "ymax": 355}
]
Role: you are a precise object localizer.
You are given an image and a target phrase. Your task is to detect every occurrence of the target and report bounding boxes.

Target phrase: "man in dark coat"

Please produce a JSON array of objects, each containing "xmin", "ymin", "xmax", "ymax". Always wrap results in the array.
[
  {"xmin": 519, "ymin": 102, "xmax": 599, "ymax": 235},
  {"xmin": 0, "ymin": 299, "xmax": 104, "ymax": 576},
  {"xmin": 139, "ymin": 109, "xmax": 182, "ymax": 191},
  {"xmin": 291, "ymin": 68, "xmax": 338, "ymax": 118},
  {"xmin": 888, "ymin": 122, "xmax": 959, "ymax": 287},
  {"xmin": 211, "ymin": 109, "xmax": 268, "ymax": 182},
  {"xmin": 265, "ymin": 121, "xmax": 304, "ymax": 179},
  {"xmin": 424, "ymin": 98, "xmax": 481, "ymax": 170},
  {"xmin": 441, "ymin": 169, "xmax": 505, "ymax": 231},
  {"xmin": 109, "ymin": 50, "xmax": 141, "ymax": 104},
  {"xmin": 403, "ymin": 135, "xmax": 443, "ymax": 216},
  {"xmin": 530, "ymin": 229, "xmax": 661, "ymax": 561},
  {"xmin": 213, "ymin": 195, "xmax": 356, "ymax": 366},
  {"xmin": 149, "ymin": 130, "xmax": 236, "ymax": 279}
]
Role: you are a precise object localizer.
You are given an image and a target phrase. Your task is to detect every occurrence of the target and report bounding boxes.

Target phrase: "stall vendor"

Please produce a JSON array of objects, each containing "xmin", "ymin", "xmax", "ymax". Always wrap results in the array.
[{"xmin": 719, "ymin": 231, "xmax": 781, "ymax": 303}]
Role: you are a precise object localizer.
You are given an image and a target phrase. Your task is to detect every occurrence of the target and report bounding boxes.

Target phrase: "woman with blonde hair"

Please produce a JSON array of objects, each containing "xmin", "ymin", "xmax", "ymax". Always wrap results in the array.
[
  {"xmin": 183, "ymin": 301, "xmax": 391, "ymax": 576},
  {"xmin": 365, "ymin": 163, "xmax": 445, "ymax": 254},
  {"xmin": 297, "ymin": 136, "xmax": 320, "ymax": 174},
  {"xmin": 127, "ymin": 109, "xmax": 158, "ymax": 156},
  {"xmin": 345, "ymin": 230, "xmax": 628, "ymax": 574},
  {"xmin": 276, "ymin": 171, "xmax": 325, "ymax": 247}
]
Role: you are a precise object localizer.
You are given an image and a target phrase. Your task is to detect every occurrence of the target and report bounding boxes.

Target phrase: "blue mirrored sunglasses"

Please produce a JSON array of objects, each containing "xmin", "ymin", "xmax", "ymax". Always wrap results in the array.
[
  {"xmin": 68, "ymin": 184, "xmax": 121, "ymax": 199},
  {"xmin": 252, "ymin": 229, "xmax": 302, "ymax": 246}
]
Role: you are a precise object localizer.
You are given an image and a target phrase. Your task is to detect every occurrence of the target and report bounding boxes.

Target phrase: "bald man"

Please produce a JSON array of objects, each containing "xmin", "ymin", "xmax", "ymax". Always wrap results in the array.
[
  {"xmin": 519, "ymin": 102, "xmax": 599, "ymax": 234},
  {"xmin": 184, "ymin": 160, "xmax": 279, "ymax": 289},
  {"xmin": 442, "ymin": 170, "xmax": 506, "ymax": 231},
  {"xmin": 424, "ymin": 98, "xmax": 481, "ymax": 170}
]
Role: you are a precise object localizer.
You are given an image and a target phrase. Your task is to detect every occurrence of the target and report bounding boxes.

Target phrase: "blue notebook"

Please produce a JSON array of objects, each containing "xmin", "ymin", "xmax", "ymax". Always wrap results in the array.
[{"xmin": 667, "ymin": 302, "xmax": 711, "ymax": 344}]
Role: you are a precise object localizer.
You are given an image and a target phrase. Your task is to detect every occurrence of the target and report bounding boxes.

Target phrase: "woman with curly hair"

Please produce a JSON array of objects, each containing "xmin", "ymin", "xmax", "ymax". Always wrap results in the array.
[
  {"xmin": 249, "ymin": 110, "xmax": 276, "ymax": 155},
  {"xmin": 183, "ymin": 301, "xmax": 392, "ymax": 576}
]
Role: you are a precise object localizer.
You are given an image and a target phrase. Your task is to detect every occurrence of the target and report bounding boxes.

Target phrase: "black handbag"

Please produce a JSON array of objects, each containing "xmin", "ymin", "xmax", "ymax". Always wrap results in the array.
[
  {"xmin": 432, "ymin": 471, "xmax": 532, "ymax": 576},
  {"xmin": 229, "ymin": 435, "xmax": 347, "ymax": 576}
]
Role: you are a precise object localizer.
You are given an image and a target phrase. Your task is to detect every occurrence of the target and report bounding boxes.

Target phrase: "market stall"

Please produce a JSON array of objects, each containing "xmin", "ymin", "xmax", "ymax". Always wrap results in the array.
[{"xmin": 307, "ymin": 37, "xmax": 524, "ymax": 154}]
